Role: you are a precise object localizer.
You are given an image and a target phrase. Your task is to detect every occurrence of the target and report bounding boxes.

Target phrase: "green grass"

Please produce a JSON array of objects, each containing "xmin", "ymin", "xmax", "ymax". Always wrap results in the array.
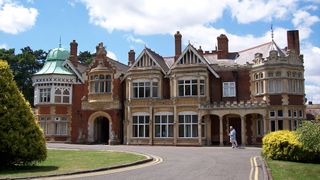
[
  {"xmin": 267, "ymin": 159, "xmax": 320, "ymax": 180},
  {"xmin": 0, "ymin": 149, "xmax": 146, "ymax": 178}
]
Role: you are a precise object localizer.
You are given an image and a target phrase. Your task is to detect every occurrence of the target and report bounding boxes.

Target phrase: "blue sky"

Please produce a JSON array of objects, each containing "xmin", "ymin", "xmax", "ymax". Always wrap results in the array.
[{"xmin": 0, "ymin": 0, "xmax": 320, "ymax": 103}]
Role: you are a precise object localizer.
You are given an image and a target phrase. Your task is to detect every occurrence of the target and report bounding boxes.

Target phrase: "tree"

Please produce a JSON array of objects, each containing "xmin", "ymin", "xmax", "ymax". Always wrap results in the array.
[
  {"xmin": 0, "ymin": 47, "xmax": 47, "ymax": 105},
  {"xmin": 0, "ymin": 60, "xmax": 47, "ymax": 167},
  {"xmin": 78, "ymin": 51, "xmax": 94, "ymax": 65}
]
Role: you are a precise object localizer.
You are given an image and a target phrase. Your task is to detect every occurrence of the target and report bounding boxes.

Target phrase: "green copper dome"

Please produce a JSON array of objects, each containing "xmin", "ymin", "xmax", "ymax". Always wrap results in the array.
[
  {"xmin": 46, "ymin": 48, "xmax": 70, "ymax": 61},
  {"xmin": 34, "ymin": 47, "xmax": 73, "ymax": 75}
]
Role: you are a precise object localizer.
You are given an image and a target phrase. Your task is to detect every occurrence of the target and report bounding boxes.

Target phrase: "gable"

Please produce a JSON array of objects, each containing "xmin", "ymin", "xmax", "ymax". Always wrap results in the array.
[
  {"xmin": 169, "ymin": 44, "xmax": 220, "ymax": 78},
  {"xmin": 133, "ymin": 51, "xmax": 157, "ymax": 68},
  {"xmin": 177, "ymin": 48, "xmax": 204, "ymax": 65}
]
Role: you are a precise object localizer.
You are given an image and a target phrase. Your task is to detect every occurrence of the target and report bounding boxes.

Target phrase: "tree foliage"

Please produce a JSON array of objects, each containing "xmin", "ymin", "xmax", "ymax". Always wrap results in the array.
[
  {"xmin": 296, "ymin": 121, "xmax": 320, "ymax": 153},
  {"xmin": 78, "ymin": 51, "xmax": 94, "ymax": 65},
  {"xmin": 0, "ymin": 47, "xmax": 46, "ymax": 105},
  {"xmin": 0, "ymin": 60, "xmax": 47, "ymax": 167}
]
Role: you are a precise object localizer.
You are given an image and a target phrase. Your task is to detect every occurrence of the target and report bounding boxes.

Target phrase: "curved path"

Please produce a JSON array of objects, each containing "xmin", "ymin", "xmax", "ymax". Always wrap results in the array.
[{"xmin": 46, "ymin": 143, "xmax": 262, "ymax": 180}]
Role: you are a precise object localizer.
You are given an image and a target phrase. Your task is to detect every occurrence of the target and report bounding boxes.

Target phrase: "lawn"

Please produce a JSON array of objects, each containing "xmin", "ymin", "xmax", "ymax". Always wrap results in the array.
[
  {"xmin": 0, "ymin": 149, "xmax": 147, "ymax": 178},
  {"xmin": 267, "ymin": 159, "xmax": 320, "ymax": 180}
]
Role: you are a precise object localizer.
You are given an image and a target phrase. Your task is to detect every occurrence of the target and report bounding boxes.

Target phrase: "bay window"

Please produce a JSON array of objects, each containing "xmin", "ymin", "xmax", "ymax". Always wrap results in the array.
[
  {"xmin": 90, "ymin": 74, "xmax": 112, "ymax": 93},
  {"xmin": 178, "ymin": 79, "xmax": 205, "ymax": 97},
  {"xmin": 133, "ymin": 80, "xmax": 158, "ymax": 98}
]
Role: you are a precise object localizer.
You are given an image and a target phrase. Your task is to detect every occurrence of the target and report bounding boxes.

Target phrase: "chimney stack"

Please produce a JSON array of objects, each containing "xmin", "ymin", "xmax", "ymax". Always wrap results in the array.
[
  {"xmin": 217, "ymin": 34, "xmax": 229, "ymax": 59},
  {"xmin": 287, "ymin": 30, "xmax": 300, "ymax": 55},
  {"xmin": 70, "ymin": 40, "xmax": 78, "ymax": 64},
  {"xmin": 174, "ymin": 31, "xmax": 182, "ymax": 61},
  {"xmin": 128, "ymin": 49, "xmax": 135, "ymax": 66}
]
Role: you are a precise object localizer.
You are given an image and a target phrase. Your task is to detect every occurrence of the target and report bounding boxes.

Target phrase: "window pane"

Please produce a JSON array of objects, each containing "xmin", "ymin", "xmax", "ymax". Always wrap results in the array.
[
  {"xmin": 55, "ymin": 89, "xmax": 61, "ymax": 95},
  {"xmin": 106, "ymin": 81, "xmax": 111, "ymax": 93},
  {"xmin": 162, "ymin": 115, "xmax": 167, "ymax": 123},
  {"xmin": 155, "ymin": 125, "xmax": 160, "ymax": 137},
  {"xmin": 278, "ymin": 120, "xmax": 283, "ymax": 130},
  {"xmin": 186, "ymin": 125, "xmax": 191, "ymax": 137},
  {"xmin": 192, "ymin": 124, "xmax": 198, "ymax": 137},
  {"xmin": 63, "ymin": 89, "xmax": 69, "ymax": 95},
  {"xmin": 133, "ymin": 125, "xmax": 138, "ymax": 137},
  {"xmin": 145, "ymin": 125, "xmax": 149, "ymax": 137},
  {"xmin": 271, "ymin": 121, "xmax": 275, "ymax": 132},
  {"xmin": 179, "ymin": 85, "xmax": 184, "ymax": 96},
  {"xmin": 139, "ymin": 125, "xmax": 144, "ymax": 137},
  {"xmin": 185, "ymin": 85, "xmax": 190, "ymax": 96},
  {"xmin": 192, "ymin": 115, "xmax": 198, "ymax": 123},
  {"xmin": 161, "ymin": 125, "xmax": 166, "ymax": 137},
  {"xmin": 168, "ymin": 125, "xmax": 173, "ymax": 137},
  {"xmin": 139, "ymin": 87, "xmax": 144, "ymax": 97},
  {"xmin": 63, "ymin": 96, "xmax": 69, "ymax": 103},
  {"xmin": 179, "ymin": 115, "xmax": 184, "ymax": 123},
  {"xmin": 145, "ymin": 116, "xmax": 149, "ymax": 123},
  {"xmin": 152, "ymin": 86, "xmax": 158, "ymax": 97},
  {"xmin": 133, "ymin": 87, "xmax": 138, "ymax": 98},
  {"xmin": 155, "ymin": 116, "xmax": 160, "ymax": 124},
  {"xmin": 133, "ymin": 116, "xmax": 138, "ymax": 124},
  {"xmin": 139, "ymin": 116, "xmax": 144, "ymax": 123},
  {"xmin": 55, "ymin": 96, "xmax": 61, "ymax": 103},
  {"xmin": 179, "ymin": 125, "xmax": 184, "ymax": 137},
  {"xmin": 168, "ymin": 115, "xmax": 174, "ymax": 123},
  {"xmin": 100, "ymin": 81, "xmax": 105, "ymax": 92},
  {"xmin": 145, "ymin": 86, "xmax": 150, "ymax": 97},
  {"xmin": 185, "ymin": 115, "xmax": 191, "ymax": 123},
  {"xmin": 192, "ymin": 84, "xmax": 197, "ymax": 95}
]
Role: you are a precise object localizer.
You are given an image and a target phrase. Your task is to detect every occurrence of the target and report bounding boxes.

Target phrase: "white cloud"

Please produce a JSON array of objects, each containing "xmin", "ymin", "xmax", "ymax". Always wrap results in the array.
[
  {"xmin": 0, "ymin": 1, "xmax": 38, "ymax": 34},
  {"xmin": 180, "ymin": 25, "xmax": 287, "ymax": 52},
  {"xmin": 107, "ymin": 50, "xmax": 117, "ymax": 60},
  {"xmin": 0, "ymin": 43, "xmax": 7, "ymax": 49},
  {"xmin": 125, "ymin": 34, "xmax": 145, "ymax": 45},
  {"xmin": 292, "ymin": 10, "xmax": 320, "ymax": 40},
  {"xmin": 228, "ymin": 0, "xmax": 297, "ymax": 24},
  {"xmin": 302, "ymin": 44, "xmax": 320, "ymax": 103},
  {"xmin": 305, "ymin": 85, "xmax": 320, "ymax": 104}
]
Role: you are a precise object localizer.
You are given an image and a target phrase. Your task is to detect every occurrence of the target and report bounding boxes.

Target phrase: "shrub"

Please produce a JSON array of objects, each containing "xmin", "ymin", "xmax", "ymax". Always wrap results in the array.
[
  {"xmin": 0, "ymin": 60, "xmax": 47, "ymax": 167},
  {"xmin": 296, "ymin": 121, "xmax": 320, "ymax": 153},
  {"xmin": 262, "ymin": 130, "xmax": 317, "ymax": 162}
]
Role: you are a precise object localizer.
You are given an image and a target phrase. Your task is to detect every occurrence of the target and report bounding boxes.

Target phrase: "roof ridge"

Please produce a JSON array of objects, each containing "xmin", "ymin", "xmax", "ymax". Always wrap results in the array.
[{"xmin": 238, "ymin": 42, "xmax": 272, "ymax": 53}]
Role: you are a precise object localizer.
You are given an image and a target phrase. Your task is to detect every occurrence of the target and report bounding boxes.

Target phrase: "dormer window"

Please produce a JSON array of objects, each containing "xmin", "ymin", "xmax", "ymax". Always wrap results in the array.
[{"xmin": 90, "ymin": 74, "xmax": 112, "ymax": 93}]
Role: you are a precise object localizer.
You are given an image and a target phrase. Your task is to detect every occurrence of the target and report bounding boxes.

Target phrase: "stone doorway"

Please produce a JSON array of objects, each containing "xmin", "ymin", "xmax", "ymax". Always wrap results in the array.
[{"xmin": 94, "ymin": 116, "xmax": 109, "ymax": 144}]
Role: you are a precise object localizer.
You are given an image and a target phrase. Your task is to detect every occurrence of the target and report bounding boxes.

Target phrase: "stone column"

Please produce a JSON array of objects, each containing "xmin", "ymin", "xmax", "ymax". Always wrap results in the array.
[
  {"xmin": 174, "ymin": 105, "xmax": 178, "ymax": 145},
  {"xmin": 263, "ymin": 116, "xmax": 267, "ymax": 135},
  {"xmin": 241, "ymin": 116, "xmax": 246, "ymax": 145},
  {"xmin": 207, "ymin": 115, "xmax": 211, "ymax": 145},
  {"xmin": 219, "ymin": 116, "xmax": 223, "ymax": 146},
  {"xmin": 149, "ymin": 106, "xmax": 153, "ymax": 145},
  {"xmin": 127, "ymin": 106, "xmax": 132, "ymax": 145},
  {"xmin": 198, "ymin": 115, "xmax": 202, "ymax": 145}
]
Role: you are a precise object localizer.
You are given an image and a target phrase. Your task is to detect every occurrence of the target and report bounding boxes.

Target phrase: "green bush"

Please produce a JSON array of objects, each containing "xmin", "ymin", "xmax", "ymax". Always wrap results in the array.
[
  {"xmin": 296, "ymin": 121, "xmax": 320, "ymax": 153},
  {"xmin": 262, "ymin": 130, "xmax": 318, "ymax": 162},
  {"xmin": 0, "ymin": 60, "xmax": 47, "ymax": 167}
]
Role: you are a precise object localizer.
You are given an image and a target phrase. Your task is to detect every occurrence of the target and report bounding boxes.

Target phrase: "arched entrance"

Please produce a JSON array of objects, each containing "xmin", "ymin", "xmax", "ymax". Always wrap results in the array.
[
  {"xmin": 245, "ymin": 113, "xmax": 264, "ymax": 145},
  {"xmin": 88, "ymin": 111, "xmax": 112, "ymax": 144},
  {"xmin": 94, "ymin": 117, "xmax": 109, "ymax": 144},
  {"xmin": 223, "ymin": 114, "xmax": 242, "ymax": 145}
]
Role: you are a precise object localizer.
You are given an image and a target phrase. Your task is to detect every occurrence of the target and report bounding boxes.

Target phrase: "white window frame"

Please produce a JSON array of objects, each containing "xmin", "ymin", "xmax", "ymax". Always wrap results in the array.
[
  {"xmin": 178, "ymin": 112, "xmax": 198, "ymax": 138},
  {"xmin": 222, "ymin": 82, "xmax": 236, "ymax": 97},
  {"xmin": 154, "ymin": 112, "xmax": 174, "ymax": 138},
  {"xmin": 132, "ymin": 80, "xmax": 158, "ymax": 98},
  {"xmin": 39, "ymin": 88, "xmax": 51, "ymax": 103},
  {"xmin": 132, "ymin": 113, "xmax": 150, "ymax": 138}
]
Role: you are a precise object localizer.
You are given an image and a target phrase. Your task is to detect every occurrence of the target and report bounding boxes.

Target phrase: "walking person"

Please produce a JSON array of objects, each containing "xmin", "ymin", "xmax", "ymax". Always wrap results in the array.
[{"xmin": 229, "ymin": 126, "xmax": 238, "ymax": 148}]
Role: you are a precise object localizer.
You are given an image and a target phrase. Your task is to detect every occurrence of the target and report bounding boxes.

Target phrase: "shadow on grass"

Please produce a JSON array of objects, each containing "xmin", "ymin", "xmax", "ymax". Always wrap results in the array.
[{"xmin": 0, "ymin": 165, "xmax": 59, "ymax": 175}]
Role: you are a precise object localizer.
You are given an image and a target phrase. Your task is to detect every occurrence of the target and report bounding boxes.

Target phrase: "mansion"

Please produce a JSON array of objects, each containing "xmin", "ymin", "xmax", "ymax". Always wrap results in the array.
[{"xmin": 32, "ymin": 30, "xmax": 305, "ymax": 146}]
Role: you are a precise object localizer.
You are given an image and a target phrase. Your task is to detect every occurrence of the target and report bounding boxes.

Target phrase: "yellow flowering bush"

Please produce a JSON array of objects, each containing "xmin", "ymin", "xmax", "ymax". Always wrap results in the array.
[{"xmin": 262, "ymin": 130, "xmax": 317, "ymax": 162}]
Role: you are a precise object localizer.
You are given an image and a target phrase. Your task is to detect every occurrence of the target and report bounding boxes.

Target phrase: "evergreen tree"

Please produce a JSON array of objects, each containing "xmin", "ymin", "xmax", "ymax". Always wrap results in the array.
[{"xmin": 0, "ymin": 60, "xmax": 47, "ymax": 167}]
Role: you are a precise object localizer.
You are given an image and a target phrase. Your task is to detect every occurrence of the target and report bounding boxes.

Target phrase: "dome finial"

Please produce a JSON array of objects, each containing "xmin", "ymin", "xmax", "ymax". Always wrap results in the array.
[
  {"xmin": 271, "ymin": 24, "xmax": 274, "ymax": 41},
  {"xmin": 59, "ymin": 36, "xmax": 62, "ymax": 48}
]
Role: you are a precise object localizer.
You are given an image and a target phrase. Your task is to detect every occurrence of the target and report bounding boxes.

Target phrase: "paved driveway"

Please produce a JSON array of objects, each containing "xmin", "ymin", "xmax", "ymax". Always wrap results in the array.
[{"xmin": 47, "ymin": 143, "xmax": 261, "ymax": 180}]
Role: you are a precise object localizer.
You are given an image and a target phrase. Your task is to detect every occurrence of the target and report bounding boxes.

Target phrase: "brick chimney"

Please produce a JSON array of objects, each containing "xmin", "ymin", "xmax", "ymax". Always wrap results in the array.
[
  {"xmin": 217, "ymin": 34, "xmax": 229, "ymax": 59},
  {"xmin": 287, "ymin": 30, "xmax": 300, "ymax": 55},
  {"xmin": 128, "ymin": 49, "xmax": 135, "ymax": 66},
  {"xmin": 174, "ymin": 31, "xmax": 182, "ymax": 61},
  {"xmin": 70, "ymin": 40, "xmax": 78, "ymax": 64}
]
